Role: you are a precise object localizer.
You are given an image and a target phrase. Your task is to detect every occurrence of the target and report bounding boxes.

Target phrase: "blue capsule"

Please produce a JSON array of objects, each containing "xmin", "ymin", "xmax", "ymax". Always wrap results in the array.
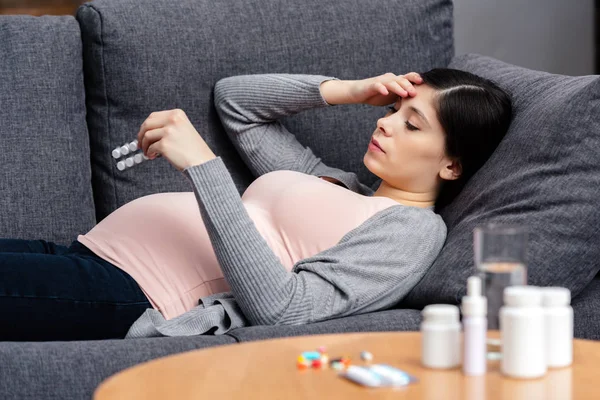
[{"xmin": 302, "ymin": 351, "xmax": 321, "ymax": 360}]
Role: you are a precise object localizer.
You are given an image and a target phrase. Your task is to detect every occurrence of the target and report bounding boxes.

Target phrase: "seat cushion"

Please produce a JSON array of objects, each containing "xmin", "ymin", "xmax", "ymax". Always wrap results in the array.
[
  {"xmin": 0, "ymin": 16, "xmax": 96, "ymax": 245},
  {"xmin": 402, "ymin": 54, "xmax": 600, "ymax": 308},
  {"xmin": 76, "ymin": 0, "xmax": 453, "ymax": 220},
  {"xmin": 0, "ymin": 335, "xmax": 236, "ymax": 400},
  {"xmin": 227, "ymin": 309, "xmax": 421, "ymax": 342},
  {"xmin": 572, "ymin": 277, "xmax": 600, "ymax": 340}
]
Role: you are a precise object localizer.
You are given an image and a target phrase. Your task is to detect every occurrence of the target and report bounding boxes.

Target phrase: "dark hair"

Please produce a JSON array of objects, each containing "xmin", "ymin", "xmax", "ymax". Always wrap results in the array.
[{"xmin": 419, "ymin": 68, "xmax": 513, "ymax": 213}]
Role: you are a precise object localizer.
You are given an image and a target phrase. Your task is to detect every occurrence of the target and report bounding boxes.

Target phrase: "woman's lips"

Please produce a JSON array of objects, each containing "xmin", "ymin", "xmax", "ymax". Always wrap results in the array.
[{"xmin": 369, "ymin": 138, "xmax": 385, "ymax": 153}]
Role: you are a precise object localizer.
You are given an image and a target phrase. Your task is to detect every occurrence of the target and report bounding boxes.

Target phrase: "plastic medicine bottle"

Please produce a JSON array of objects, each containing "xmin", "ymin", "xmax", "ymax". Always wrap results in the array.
[
  {"xmin": 500, "ymin": 286, "xmax": 546, "ymax": 379},
  {"xmin": 461, "ymin": 276, "xmax": 487, "ymax": 376},
  {"xmin": 421, "ymin": 304, "xmax": 461, "ymax": 369},
  {"xmin": 542, "ymin": 287, "xmax": 573, "ymax": 368}
]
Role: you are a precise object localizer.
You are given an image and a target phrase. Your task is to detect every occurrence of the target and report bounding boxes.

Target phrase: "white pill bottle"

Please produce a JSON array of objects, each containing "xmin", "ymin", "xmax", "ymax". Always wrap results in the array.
[
  {"xmin": 542, "ymin": 287, "xmax": 573, "ymax": 368},
  {"xmin": 420, "ymin": 304, "xmax": 461, "ymax": 369},
  {"xmin": 500, "ymin": 286, "xmax": 547, "ymax": 379}
]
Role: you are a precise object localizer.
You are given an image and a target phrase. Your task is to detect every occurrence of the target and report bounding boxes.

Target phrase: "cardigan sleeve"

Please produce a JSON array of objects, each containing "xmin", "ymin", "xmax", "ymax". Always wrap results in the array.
[
  {"xmin": 182, "ymin": 157, "xmax": 447, "ymax": 326},
  {"xmin": 213, "ymin": 73, "xmax": 376, "ymax": 196}
]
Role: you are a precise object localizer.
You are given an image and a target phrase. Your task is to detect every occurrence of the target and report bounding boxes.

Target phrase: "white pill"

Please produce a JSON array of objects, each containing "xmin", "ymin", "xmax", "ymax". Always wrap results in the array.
[
  {"xmin": 112, "ymin": 149, "xmax": 121, "ymax": 159},
  {"xmin": 125, "ymin": 157, "xmax": 135, "ymax": 167},
  {"xmin": 128, "ymin": 140, "xmax": 138, "ymax": 152},
  {"xmin": 120, "ymin": 145, "xmax": 130, "ymax": 155},
  {"xmin": 117, "ymin": 161, "xmax": 126, "ymax": 171},
  {"xmin": 134, "ymin": 153, "xmax": 144, "ymax": 164}
]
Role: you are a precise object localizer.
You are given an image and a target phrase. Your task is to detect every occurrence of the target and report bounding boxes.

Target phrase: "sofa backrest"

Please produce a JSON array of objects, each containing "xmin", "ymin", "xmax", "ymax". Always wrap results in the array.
[
  {"xmin": 76, "ymin": 0, "xmax": 454, "ymax": 221},
  {"xmin": 0, "ymin": 15, "xmax": 96, "ymax": 245}
]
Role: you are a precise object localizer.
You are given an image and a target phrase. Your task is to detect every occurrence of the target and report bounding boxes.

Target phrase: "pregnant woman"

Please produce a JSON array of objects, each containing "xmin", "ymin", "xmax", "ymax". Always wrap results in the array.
[{"xmin": 0, "ymin": 69, "xmax": 512, "ymax": 341}]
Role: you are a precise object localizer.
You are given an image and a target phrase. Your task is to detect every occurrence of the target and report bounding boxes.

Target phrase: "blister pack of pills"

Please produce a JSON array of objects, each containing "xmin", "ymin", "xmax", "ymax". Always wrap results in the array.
[
  {"xmin": 111, "ymin": 139, "xmax": 153, "ymax": 171},
  {"xmin": 341, "ymin": 364, "xmax": 418, "ymax": 388}
]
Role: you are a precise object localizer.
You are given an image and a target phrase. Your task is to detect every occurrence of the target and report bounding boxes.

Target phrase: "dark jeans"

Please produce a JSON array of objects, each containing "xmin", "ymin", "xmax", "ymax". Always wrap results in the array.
[{"xmin": 0, "ymin": 238, "xmax": 152, "ymax": 341}]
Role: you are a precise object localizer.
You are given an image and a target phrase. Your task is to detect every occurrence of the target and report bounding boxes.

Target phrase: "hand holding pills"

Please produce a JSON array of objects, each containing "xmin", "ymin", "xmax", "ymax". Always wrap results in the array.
[{"xmin": 135, "ymin": 109, "xmax": 216, "ymax": 172}]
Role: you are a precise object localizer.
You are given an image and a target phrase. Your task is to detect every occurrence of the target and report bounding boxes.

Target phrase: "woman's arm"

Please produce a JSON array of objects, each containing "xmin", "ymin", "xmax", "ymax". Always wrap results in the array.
[{"xmin": 214, "ymin": 74, "xmax": 337, "ymax": 178}]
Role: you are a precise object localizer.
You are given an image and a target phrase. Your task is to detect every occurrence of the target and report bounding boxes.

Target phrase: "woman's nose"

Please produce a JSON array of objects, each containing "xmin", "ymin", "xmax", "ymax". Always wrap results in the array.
[{"xmin": 376, "ymin": 119, "xmax": 391, "ymax": 136}]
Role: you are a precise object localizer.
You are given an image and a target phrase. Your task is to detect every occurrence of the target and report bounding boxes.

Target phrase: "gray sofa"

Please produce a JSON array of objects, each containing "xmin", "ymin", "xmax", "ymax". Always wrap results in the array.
[{"xmin": 1, "ymin": 0, "xmax": 598, "ymax": 399}]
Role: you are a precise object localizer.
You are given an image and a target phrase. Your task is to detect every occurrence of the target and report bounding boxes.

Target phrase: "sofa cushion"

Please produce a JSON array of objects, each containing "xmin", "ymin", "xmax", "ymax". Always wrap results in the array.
[
  {"xmin": 572, "ymin": 277, "xmax": 600, "ymax": 340},
  {"xmin": 76, "ymin": 0, "xmax": 453, "ymax": 220},
  {"xmin": 0, "ymin": 16, "xmax": 96, "ymax": 245},
  {"xmin": 0, "ymin": 335, "xmax": 236, "ymax": 400},
  {"xmin": 401, "ymin": 54, "xmax": 600, "ymax": 308},
  {"xmin": 227, "ymin": 309, "xmax": 421, "ymax": 342}
]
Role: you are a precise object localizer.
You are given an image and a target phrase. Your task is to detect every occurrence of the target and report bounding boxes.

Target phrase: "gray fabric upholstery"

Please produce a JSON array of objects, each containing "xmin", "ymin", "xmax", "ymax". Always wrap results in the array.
[
  {"xmin": 76, "ymin": 0, "xmax": 453, "ymax": 221},
  {"xmin": 402, "ymin": 54, "xmax": 600, "ymax": 309},
  {"xmin": 227, "ymin": 309, "xmax": 422, "ymax": 342},
  {"xmin": 0, "ymin": 335, "xmax": 236, "ymax": 400},
  {"xmin": 0, "ymin": 16, "xmax": 96, "ymax": 245},
  {"xmin": 572, "ymin": 277, "xmax": 600, "ymax": 340}
]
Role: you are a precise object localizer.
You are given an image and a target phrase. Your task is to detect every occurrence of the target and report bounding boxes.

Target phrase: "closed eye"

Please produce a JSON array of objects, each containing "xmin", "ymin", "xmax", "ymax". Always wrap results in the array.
[{"xmin": 405, "ymin": 121, "xmax": 419, "ymax": 131}]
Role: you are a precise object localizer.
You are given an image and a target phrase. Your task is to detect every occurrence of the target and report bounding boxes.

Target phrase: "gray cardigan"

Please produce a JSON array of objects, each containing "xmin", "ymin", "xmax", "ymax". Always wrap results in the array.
[{"xmin": 126, "ymin": 74, "xmax": 447, "ymax": 338}]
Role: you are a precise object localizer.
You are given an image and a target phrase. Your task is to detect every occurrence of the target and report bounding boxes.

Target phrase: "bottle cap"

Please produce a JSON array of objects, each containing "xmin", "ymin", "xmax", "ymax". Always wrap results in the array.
[
  {"xmin": 541, "ymin": 287, "xmax": 571, "ymax": 307},
  {"xmin": 503, "ymin": 286, "xmax": 542, "ymax": 307},
  {"xmin": 422, "ymin": 304, "xmax": 460, "ymax": 324},
  {"xmin": 461, "ymin": 276, "xmax": 487, "ymax": 317}
]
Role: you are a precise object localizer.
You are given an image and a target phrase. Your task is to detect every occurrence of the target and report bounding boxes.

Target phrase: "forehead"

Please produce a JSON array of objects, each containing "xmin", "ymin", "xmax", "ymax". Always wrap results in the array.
[{"xmin": 394, "ymin": 84, "xmax": 438, "ymax": 116}]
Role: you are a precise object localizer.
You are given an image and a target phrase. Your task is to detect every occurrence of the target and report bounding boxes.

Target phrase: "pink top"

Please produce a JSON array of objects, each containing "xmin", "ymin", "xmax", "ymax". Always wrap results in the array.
[{"xmin": 77, "ymin": 170, "xmax": 399, "ymax": 319}]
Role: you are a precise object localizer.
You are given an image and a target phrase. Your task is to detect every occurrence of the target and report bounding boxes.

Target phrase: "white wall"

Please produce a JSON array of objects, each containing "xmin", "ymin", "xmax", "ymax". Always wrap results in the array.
[{"xmin": 453, "ymin": 0, "xmax": 595, "ymax": 76}]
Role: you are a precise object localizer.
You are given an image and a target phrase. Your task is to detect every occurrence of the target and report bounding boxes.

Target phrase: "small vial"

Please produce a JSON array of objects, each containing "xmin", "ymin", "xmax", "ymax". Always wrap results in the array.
[
  {"xmin": 125, "ymin": 157, "xmax": 135, "ymax": 168},
  {"xmin": 462, "ymin": 276, "xmax": 487, "ymax": 376},
  {"xmin": 542, "ymin": 287, "xmax": 573, "ymax": 368},
  {"xmin": 119, "ymin": 145, "xmax": 130, "ymax": 156},
  {"xmin": 500, "ymin": 286, "xmax": 546, "ymax": 379},
  {"xmin": 420, "ymin": 304, "xmax": 461, "ymax": 369},
  {"xmin": 116, "ymin": 161, "xmax": 126, "ymax": 171}
]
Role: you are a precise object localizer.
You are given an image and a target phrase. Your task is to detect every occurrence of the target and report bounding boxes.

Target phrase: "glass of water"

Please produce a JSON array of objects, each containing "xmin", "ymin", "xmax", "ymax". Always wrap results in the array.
[{"xmin": 474, "ymin": 224, "xmax": 528, "ymax": 330}]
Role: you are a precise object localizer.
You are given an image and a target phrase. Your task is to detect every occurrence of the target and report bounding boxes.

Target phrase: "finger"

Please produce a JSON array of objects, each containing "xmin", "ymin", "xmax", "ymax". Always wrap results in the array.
[
  {"xmin": 137, "ymin": 110, "xmax": 176, "ymax": 144},
  {"xmin": 147, "ymin": 142, "xmax": 163, "ymax": 160},
  {"xmin": 374, "ymin": 81, "xmax": 388, "ymax": 96},
  {"xmin": 404, "ymin": 72, "xmax": 423, "ymax": 84},
  {"xmin": 397, "ymin": 77, "xmax": 417, "ymax": 97},
  {"xmin": 385, "ymin": 81, "xmax": 408, "ymax": 98},
  {"xmin": 141, "ymin": 127, "xmax": 165, "ymax": 157}
]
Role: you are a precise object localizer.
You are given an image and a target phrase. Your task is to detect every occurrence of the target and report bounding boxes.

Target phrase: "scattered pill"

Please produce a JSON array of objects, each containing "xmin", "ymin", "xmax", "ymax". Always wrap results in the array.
[
  {"xmin": 332, "ymin": 362, "xmax": 345, "ymax": 371},
  {"xmin": 297, "ymin": 362, "xmax": 308, "ymax": 370},
  {"xmin": 312, "ymin": 359, "xmax": 322, "ymax": 368},
  {"xmin": 360, "ymin": 351, "xmax": 373, "ymax": 362},
  {"xmin": 320, "ymin": 354, "xmax": 329, "ymax": 364},
  {"xmin": 318, "ymin": 346, "xmax": 327, "ymax": 354},
  {"xmin": 302, "ymin": 351, "xmax": 321, "ymax": 361}
]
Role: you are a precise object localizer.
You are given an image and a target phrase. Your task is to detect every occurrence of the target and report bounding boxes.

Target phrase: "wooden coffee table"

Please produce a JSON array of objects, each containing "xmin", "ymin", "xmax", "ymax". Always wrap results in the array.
[{"xmin": 94, "ymin": 331, "xmax": 599, "ymax": 399}]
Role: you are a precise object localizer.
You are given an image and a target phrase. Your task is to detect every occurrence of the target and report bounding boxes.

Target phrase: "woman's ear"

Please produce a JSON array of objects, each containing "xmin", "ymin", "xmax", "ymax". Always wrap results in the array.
[{"xmin": 440, "ymin": 159, "xmax": 462, "ymax": 181}]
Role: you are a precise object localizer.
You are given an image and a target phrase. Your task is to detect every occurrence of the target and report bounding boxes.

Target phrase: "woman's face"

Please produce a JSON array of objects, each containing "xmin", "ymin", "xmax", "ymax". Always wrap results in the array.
[{"xmin": 363, "ymin": 84, "xmax": 458, "ymax": 193}]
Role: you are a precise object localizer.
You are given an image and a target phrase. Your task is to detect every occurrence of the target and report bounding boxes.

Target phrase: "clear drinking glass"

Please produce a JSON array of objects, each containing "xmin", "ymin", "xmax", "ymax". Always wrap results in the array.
[{"xmin": 473, "ymin": 224, "xmax": 528, "ymax": 330}]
